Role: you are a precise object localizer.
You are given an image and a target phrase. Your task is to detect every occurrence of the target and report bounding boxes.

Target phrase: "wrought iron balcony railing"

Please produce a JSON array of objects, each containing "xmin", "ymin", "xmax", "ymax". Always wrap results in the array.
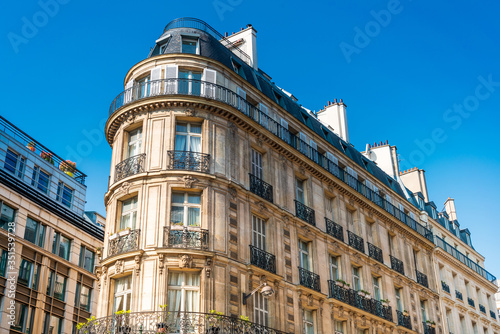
[
  {"xmin": 294, "ymin": 200, "xmax": 315, "ymax": 226},
  {"xmin": 108, "ymin": 78, "xmax": 435, "ymax": 243},
  {"xmin": 347, "ymin": 231, "xmax": 365, "ymax": 253},
  {"xmin": 249, "ymin": 245, "xmax": 276, "ymax": 274},
  {"xmin": 77, "ymin": 310, "xmax": 289, "ymax": 334},
  {"xmin": 114, "ymin": 153, "xmax": 146, "ymax": 183},
  {"xmin": 328, "ymin": 280, "xmax": 393, "ymax": 322},
  {"xmin": 390, "ymin": 255, "xmax": 405, "ymax": 275},
  {"xmin": 367, "ymin": 243, "xmax": 383, "ymax": 263},
  {"xmin": 249, "ymin": 173, "xmax": 273, "ymax": 203},
  {"xmin": 416, "ymin": 270, "xmax": 428, "ymax": 288},
  {"xmin": 298, "ymin": 267, "xmax": 321, "ymax": 292},
  {"xmin": 108, "ymin": 229, "xmax": 140, "ymax": 257},
  {"xmin": 163, "ymin": 226, "xmax": 209, "ymax": 250},
  {"xmin": 479, "ymin": 304, "xmax": 486, "ymax": 313},
  {"xmin": 490, "ymin": 310, "xmax": 497, "ymax": 319},
  {"xmin": 167, "ymin": 151, "xmax": 210, "ymax": 173},
  {"xmin": 468, "ymin": 297, "xmax": 475, "ymax": 307},
  {"xmin": 441, "ymin": 281, "xmax": 450, "ymax": 293},
  {"xmin": 396, "ymin": 310, "xmax": 412, "ymax": 330},
  {"xmin": 423, "ymin": 322, "xmax": 436, "ymax": 334},
  {"xmin": 455, "ymin": 290, "xmax": 463, "ymax": 301},
  {"xmin": 325, "ymin": 218, "xmax": 344, "ymax": 242}
]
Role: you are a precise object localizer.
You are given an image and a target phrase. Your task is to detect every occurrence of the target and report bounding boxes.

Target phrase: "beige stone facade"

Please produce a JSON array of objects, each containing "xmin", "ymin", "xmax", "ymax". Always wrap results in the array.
[{"xmin": 93, "ymin": 18, "xmax": 499, "ymax": 334}]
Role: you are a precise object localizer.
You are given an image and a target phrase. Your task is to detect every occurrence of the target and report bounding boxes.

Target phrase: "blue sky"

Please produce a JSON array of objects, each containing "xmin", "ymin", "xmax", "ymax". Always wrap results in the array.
[{"xmin": 2, "ymin": 0, "xmax": 499, "ymax": 276}]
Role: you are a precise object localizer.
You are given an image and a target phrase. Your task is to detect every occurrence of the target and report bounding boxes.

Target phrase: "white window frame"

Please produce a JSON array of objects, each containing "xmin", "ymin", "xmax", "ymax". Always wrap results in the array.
[
  {"xmin": 329, "ymin": 255, "xmax": 339, "ymax": 280},
  {"xmin": 127, "ymin": 127, "xmax": 143, "ymax": 158},
  {"xmin": 170, "ymin": 192, "xmax": 201, "ymax": 227},
  {"xmin": 372, "ymin": 276, "xmax": 381, "ymax": 301},
  {"xmin": 298, "ymin": 239, "xmax": 310, "ymax": 271},
  {"xmin": 253, "ymin": 292, "xmax": 269, "ymax": 327},
  {"xmin": 175, "ymin": 122, "xmax": 202, "ymax": 153},
  {"xmin": 113, "ymin": 275, "xmax": 132, "ymax": 313},
  {"xmin": 120, "ymin": 197, "xmax": 138, "ymax": 230},
  {"xmin": 395, "ymin": 287, "xmax": 403, "ymax": 311},
  {"xmin": 31, "ymin": 166, "xmax": 50, "ymax": 194},
  {"xmin": 252, "ymin": 215, "xmax": 266, "ymax": 251},
  {"xmin": 4, "ymin": 148, "xmax": 25, "ymax": 178},
  {"xmin": 303, "ymin": 309, "xmax": 315, "ymax": 334},
  {"xmin": 251, "ymin": 149, "xmax": 263, "ymax": 179},
  {"xmin": 296, "ymin": 178, "xmax": 305, "ymax": 204},
  {"xmin": 167, "ymin": 272, "xmax": 200, "ymax": 312},
  {"xmin": 181, "ymin": 36, "xmax": 199, "ymax": 54},
  {"xmin": 352, "ymin": 266, "xmax": 361, "ymax": 291},
  {"xmin": 56, "ymin": 181, "xmax": 73, "ymax": 208}
]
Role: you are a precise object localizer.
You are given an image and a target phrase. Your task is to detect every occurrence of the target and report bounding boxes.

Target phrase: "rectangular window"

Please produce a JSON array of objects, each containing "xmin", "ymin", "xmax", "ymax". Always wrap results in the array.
[
  {"xmin": 346, "ymin": 166, "xmax": 358, "ymax": 189},
  {"xmin": 326, "ymin": 152, "xmax": 339, "ymax": 177},
  {"xmin": 137, "ymin": 75, "xmax": 151, "ymax": 98},
  {"xmin": 18, "ymin": 259, "xmax": 33, "ymax": 286},
  {"xmin": 296, "ymin": 178, "xmax": 305, "ymax": 204},
  {"xmin": 31, "ymin": 166, "xmax": 50, "ymax": 194},
  {"xmin": 446, "ymin": 309, "xmax": 454, "ymax": 334},
  {"xmin": 303, "ymin": 309, "xmax": 314, "ymax": 334},
  {"xmin": 167, "ymin": 272, "xmax": 200, "ymax": 312},
  {"xmin": 334, "ymin": 319, "xmax": 345, "ymax": 333},
  {"xmin": 11, "ymin": 302, "xmax": 34, "ymax": 333},
  {"xmin": 24, "ymin": 217, "xmax": 45, "ymax": 247},
  {"xmin": 175, "ymin": 122, "xmax": 202, "ymax": 152},
  {"xmin": 181, "ymin": 36, "xmax": 199, "ymax": 54},
  {"xmin": 79, "ymin": 245, "xmax": 95, "ymax": 273},
  {"xmin": 329, "ymin": 255, "xmax": 339, "ymax": 280},
  {"xmin": 127, "ymin": 127, "xmax": 143, "ymax": 157},
  {"xmin": 4, "ymin": 148, "xmax": 25, "ymax": 177},
  {"xmin": 252, "ymin": 215, "xmax": 266, "ymax": 251},
  {"xmin": 352, "ymin": 266, "xmax": 361, "ymax": 291},
  {"xmin": 395, "ymin": 287, "xmax": 403, "ymax": 311},
  {"xmin": 372, "ymin": 276, "xmax": 381, "ymax": 301},
  {"xmin": 42, "ymin": 313, "xmax": 62, "ymax": 334},
  {"xmin": 298, "ymin": 240, "xmax": 310, "ymax": 271},
  {"xmin": 171, "ymin": 192, "xmax": 201, "ymax": 227},
  {"xmin": 251, "ymin": 149, "xmax": 263, "ymax": 179},
  {"xmin": 420, "ymin": 300, "xmax": 427, "ymax": 322},
  {"xmin": 120, "ymin": 196, "xmax": 138, "ymax": 230},
  {"xmin": 253, "ymin": 292, "xmax": 269, "ymax": 327},
  {"xmin": 56, "ymin": 181, "xmax": 73, "ymax": 208},
  {"xmin": 346, "ymin": 210, "xmax": 354, "ymax": 232},
  {"xmin": 113, "ymin": 275, "xmax": 132, "ymax": 312},
  {"xmin": 0, "ymin": 249, "xmax": 7, "ymax": 277},
  {"xmin": 0, "ymin": 201, "xmax": 15, "ymax": 231},
  {"xmin": 75, "ymin": 283, "xmax": 92, "ymax": 312},
  {"xmin": 179, "ymin": 69, "xmax": 202, "ymax": 95},
  {"xmin": 46, "ymin": 270, "xmax": 67, "ymax": 301},
  {"xmin": 413, "ymin": 249, "xmax": 419, "ymax": 270},
  {"xmin": 298, "ymin": 132, "xmax": 308, "ymax": 155},
  {"xmin": 52, "ymin": 232, "xmax": 71, "ymax": 261}
]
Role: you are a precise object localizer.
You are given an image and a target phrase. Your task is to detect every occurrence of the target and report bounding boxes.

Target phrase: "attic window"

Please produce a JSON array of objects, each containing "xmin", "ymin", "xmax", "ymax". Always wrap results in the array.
[
  {"xmin": 273, "ymin": 91, "xmax": 285, "ymax": 108},
  {"xmin": 340, "ymin": 142, "xmax": 347, "ymax": 152},
  {"xmin": 159, "ymin": 43, "xmax": 169, "ymax": 54},
  {"xmin": 182, "ymin": 36, "xmax": 199, "ymax": 54},
  {"xmin": 231, "ymin": 59, "xmax": 246, "ymax": 78}
]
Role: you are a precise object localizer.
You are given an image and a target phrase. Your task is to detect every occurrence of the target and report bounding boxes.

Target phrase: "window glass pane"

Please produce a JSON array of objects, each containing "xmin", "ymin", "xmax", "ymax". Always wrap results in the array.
[
  {"xmin": 4, "ymin": 149, "xmax": 20, "ymax": 175},
  {"xmin": 38, "ymin": 170, "xmax": 50, "ymax": 193},
  {"xmin": 80, "ymin": 286, "xmax": 91, "ymax": 311},
  {"xmin": 175, "ymin": 134, "xmax": 187, "ymax": 151},
  {"xmin": 187, "ymin": 194, "xmax": 201, "ymax": 204},
  {"xmin": 187, "ymin": 207, "xmax": 200, "ymax": 226},
  {"xmin": 168, "ymin": 272, "xmax": 182, "ymax": 286},
  {"xmin": 53, "ymin": 274, "xmax": 66, "ymax": 301},
  {"xmin": 62, "ymin": 185, "xmax": 73, "ymax": 207},
  {"xmin": 190, "ymin": 136, "xmax": 201, "ymax": 152},
  {"xmin": 171, "ymin": 207, "xmax": 184, "ymax": 225},
  {"xmin": 32, "ymin": 264, "xmax": 40, "ymax": 290},
  {"xmin": 24, "ymin": 217, "xmax": 38, "ymax": 244},
  {"xmin": 59, "ymin": 236, "xmax": 71, "ymax": 260},
  {"xmin": 18, "ymin": 259, "xmax": 32, "ymax": 286},
  {"xmin": 11, "ymin": 303, "xmax": 27, "ymax": 331},
  {"xmin": 47, "ymin": 271, "xmax": 53, "ymax": 295},
  {"xmin": 172, "ymin": 193, "xmax": 185, "ymax": 204},
  {"xmin": 0, "ymin": 249, "xmax": 7, "ymax": 277},
  {"xmin": 182, "ymin": 37, "xmax": 198, "ymax": 54},
  {"xmin": 37, "ymin": 224, "xmax": 45, "ymax": 247},
  {"xmin": 190, "ymin": 124, "xmax": 202, "ymax": 134},
  {"xmin": 1, "ymin": 203, "xmax": 15, "ymax": 230},
  {"xmin": 176, "ymin": 123, "xmax": 187, "ymax": 132}
]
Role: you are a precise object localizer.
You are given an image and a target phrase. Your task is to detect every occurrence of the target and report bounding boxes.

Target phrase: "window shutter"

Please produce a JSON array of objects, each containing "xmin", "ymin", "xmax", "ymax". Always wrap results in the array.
[
  {"xmin": 150, "ymin": 66, "xmax": 162, "ymax": 95},
  {"xmin": 259, "ymin": 103, "xmax": 269, "ymax": 128},
  {"xmin": 203, "ymin": 69, "xmax": 217, "ymax": 98},
  {"xmin": 165, "ymin": 65, "xmax": 178, "ymax": 93},
  {"xmin": 237, "ymin": 87, "xmax": 246, "ymax": 113},
  {"xmin": 326, "ymin": 152, "xmax": 338, "ymax": 176},
  {"xmin": 365, "ymin": 180, "xmax": 372, "ymax": 190},
  {"xmin": 299, "ymin": 132, "xmax": 308, "ymax": 155},
  {"xmin": 280, "ymin": 118, "xmax": 289, "ymax": 143},
  {"xmin": 124, "ymin": 79, "xmax": 134, "ymax": 103},
  {"xmin": 310, "ymin": 140, "xmax": 318, "ymax": 162}
]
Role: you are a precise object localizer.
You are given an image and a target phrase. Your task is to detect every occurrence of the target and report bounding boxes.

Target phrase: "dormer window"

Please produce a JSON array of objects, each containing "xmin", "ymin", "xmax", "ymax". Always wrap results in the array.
[
  {"xmin": 182, "ymin": 36, "xmax": 199, "ymax": 54},
  {"xmin": 160, "ymin": 44, "xmax": 168, "ymax": 54},
  {"xmin": 231, "ymin": 58, "xmax": 246, "ymax": 78}
]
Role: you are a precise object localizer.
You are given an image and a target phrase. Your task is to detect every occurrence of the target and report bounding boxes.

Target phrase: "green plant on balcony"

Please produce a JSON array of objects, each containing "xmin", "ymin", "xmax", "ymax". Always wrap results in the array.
[
  {"xmin": 335, "ymin": 279, "xmax": 350, "ymax": 288},
  {"xmin": 76, "ymin": 316, "xmax": 97, "ymax": 333},
  {"xmin": 206, "ymin": 310, "xmax": 223, "ymax": 334},
  {"xmin": 27, "ymin": 141, "xmax": 36, "ymax": 152},
  {"xmin": 380, "ymin": 298, "xmax": 390, "ymax": 306},
  {"xmin": 358, "ymin": 289, "xmax": 371, "ymax": 298},
  {"xmin": 41, "ymin": 151, "xmax": 54, "ymax": 165},
  {"xmin": 426, "ymin": 320, "xmax": 436, "ymax": 328},
  {"xmin": 60, "ymin": 159, "xmax": 76, "ymax": 177},
  {"xmin": 402, "ymin": 310, "xmax": 409, "ymax": 316},
  {"xmin": 157, "ymin": 304, "xmax": 170, "ymax": 333},
  {"xmin": 115, "ymin": 310, "xmax": 131, "ymax": 333}
]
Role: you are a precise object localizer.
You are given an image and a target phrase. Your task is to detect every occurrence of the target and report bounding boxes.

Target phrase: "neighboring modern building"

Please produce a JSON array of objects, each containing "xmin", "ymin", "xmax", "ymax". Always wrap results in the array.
[
  {"xmin": 0, "ymin": 115, "xmax": 104, "ymax": 334},
  {"xmin": 84, "ymin": 211, "xmax": 106, "ymax": 228},
  {"xmin": 86, "ymin": 18, "xmax": 499, "ymax": 334}
]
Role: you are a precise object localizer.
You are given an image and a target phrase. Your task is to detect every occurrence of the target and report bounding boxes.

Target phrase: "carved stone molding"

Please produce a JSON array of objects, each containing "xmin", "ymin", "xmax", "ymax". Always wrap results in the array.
[
  {"xmin": 178, "ymin": 175, "xmax": 198, "ymax": 188},
  {"xmin": 179, "ymin": 254, "xmax": 193, "ymax": 268},
  {"xmin": 185, "ymin": 107, "xmax": 196, "ymax": 117},
  {"xmin": 102, "ymin": 266, "xmax": 108, "ymax": 286},
  {"xmin": 158, "ymin": 254, "xmax": 165, "ymax": 275},
  {"xmin": 307, "ymin": 294, "xmax": 314, "ymax": 306},
  {"xmin": 205, "ymin": 258, "xmax": 212, "ymax": 278},
  {"xmin": 228, "ymin": 186, "xmax": 237, "ymax": 200},
  {"xmin": 298, "ymin": 166, "xmax": 306, "ymax": 175},
  {"xmin": 327, "ymin": 185, "xmax": 334, "ymax": 193},
  {"xmin": 255, "ymin": 201, "xmax": 267, "ymax": 213},
  {"xmin": 256, "ymin": 135, "xmax": 263, "ymax": 147},
  {"xmin": 120, "ymin": 182, "xmax": 131, "ymax": 195},
  {"xmin": 134, "ymin": 255, "xmax": 141, "ymax": 276},
  {"xmin": 115, "ymin": 260, "xmax": 124, "ymax": 274}
]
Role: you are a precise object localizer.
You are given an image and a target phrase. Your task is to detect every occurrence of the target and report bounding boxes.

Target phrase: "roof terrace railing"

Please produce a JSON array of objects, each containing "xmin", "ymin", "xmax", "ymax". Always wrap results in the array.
[
  {"xmin": 109, "ymin": 78, "xmax": 434, "ymax": 243},
  {"xmin": 435, "ymin": 236, "xmax": 496, "ymax": 283},
  {"xmin": 163, "ymin": 17, "xmax": 251, "ymax": 65},
  {"xmin": 0, "ymin": 115, "xmax": 86, "ymax": 185}
]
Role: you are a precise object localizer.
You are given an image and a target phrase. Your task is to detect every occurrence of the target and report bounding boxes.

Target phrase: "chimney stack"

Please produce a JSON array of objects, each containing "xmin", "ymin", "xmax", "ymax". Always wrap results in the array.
[
  {"xmin": 224, "ymin": 24, "xmax": 258, "ymax": 69},
  {"xmin": 317, "ymin": 99, "xmax": 349, "ymax": 142},
  {"xmin": 444, "ymin": 197, "xmax": 458, "ymax": 221}
]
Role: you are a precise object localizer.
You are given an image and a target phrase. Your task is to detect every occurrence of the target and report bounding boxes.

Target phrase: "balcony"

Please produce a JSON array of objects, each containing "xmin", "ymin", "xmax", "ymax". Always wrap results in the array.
[
  {"xmin": 416, "ymin": 270, "xmax": 428, "ymax": 288},
  {"xmin": 423, "ymin": 322, "xmax": 436, "ymax": 334},
  {"xmin": 249, "ymin": 245, "xmax": 276, "ymax": 274},
  {"xmin": 325, "ymin": 218, "xmax": 344, "ymax": 242},
  {"xmin": 298, "ymin": 267, "xmax": 321, "ymax": 292},
  {"xmin": 108, "ymin": 229, "xmax": 140, "ymax": 257},
  {"xmin": 441, "ymin": 281, "xmax": 450, "ymax": 293},
  {"xmin": 77, "ymin": 310, "xmax": 289, "ymax": 334},
  {"xmin": 167, "ymin": 151, "xmax": 210, "ymax": 173},
  {"xmin": 390, "ymin": 255, "xmax": 405, "ymax": 275},
  {"xmin": 163, "ymin": 226, "xmax": 208, "ymax": 250},
  {"xmin": 328, "ymin": 280, "xmax": 393, "ymax": 322},
  {"xmin": 455, "ymin": 290, "xmax": 463, "ymax": 301},
  {"xmin": 468, "ymin": 297, "xmax": 475, "ymax": 307},
  {"xmin": 396, "ymin": 310, "xmax": 412, "ymax": 330},
  {"xmin": 347, "ymin": 231, "xmax": 365, "ymax": 253},
  {"xmin": 115, "ymin": 154, "xmax": 146, "ymax": 182},
  {"xmin": 490, "ymin": 310, "xmax": 497, "ymax": 319},
  {"xmin": 294, "ymin": 200, "xmax": 315, "ymax": 226},
  {"xmin": 367, "ymin": 243, "xmax": 383, "ymax": 263},
  {"xmin": 479, "ymin": 304, "xmax": 486, "ymax": 313},
  {"xmin": 249, "ymin": 173, "xmax": 273, "ymax": 203}
]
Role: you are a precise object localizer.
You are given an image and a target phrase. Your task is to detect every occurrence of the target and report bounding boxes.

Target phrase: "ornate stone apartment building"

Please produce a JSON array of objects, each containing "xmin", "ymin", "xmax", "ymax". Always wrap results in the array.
[
  {"xmin": 0, "ymin": 115, "xmax": 104, "ymax": 334},
  {"xmin": 86, "ymin": 18, "xmax": 499, "ymax": 334}
]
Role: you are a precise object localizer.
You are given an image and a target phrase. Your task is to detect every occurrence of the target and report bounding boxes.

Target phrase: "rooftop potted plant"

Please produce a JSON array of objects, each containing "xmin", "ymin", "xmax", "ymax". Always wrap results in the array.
[
  {"xmin": 41, "ymin": 151, "xmax": 54, "ymax": 165},
  {"xmin": 27, "ymin": 141, "xmax": 36, "ymax": 152},
  {"xmin": 60, "ymin": 159, "xmax": 76, "ymax": 177}
]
